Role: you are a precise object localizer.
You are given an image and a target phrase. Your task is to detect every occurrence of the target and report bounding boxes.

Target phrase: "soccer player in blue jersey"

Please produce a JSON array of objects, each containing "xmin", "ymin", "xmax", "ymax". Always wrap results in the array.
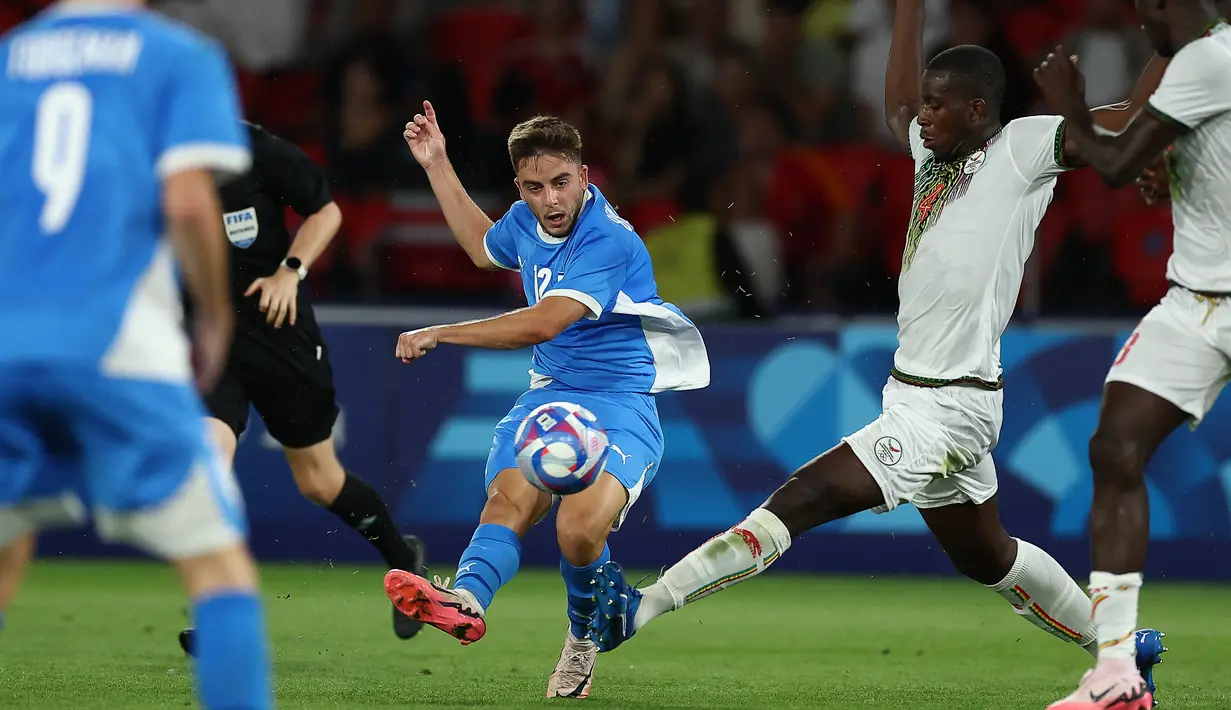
[
  {"xmin": 0, "ymin": 2, "xmax": 272, "ymax": 709},
  {"xmin": 385, "ymin": 102, "xmax": 710, "ymax": 698}
]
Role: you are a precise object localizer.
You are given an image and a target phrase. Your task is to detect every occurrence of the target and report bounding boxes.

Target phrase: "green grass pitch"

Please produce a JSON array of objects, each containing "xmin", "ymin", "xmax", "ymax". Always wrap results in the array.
[{"xmin": 1, "ymin": 561, "xmax": 1229, "ymax": 709}]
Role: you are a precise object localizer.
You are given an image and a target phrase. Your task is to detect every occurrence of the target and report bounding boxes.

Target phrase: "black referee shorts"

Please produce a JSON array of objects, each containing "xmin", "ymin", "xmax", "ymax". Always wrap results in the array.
[{"xmin": 205, "ymin": 313, "xmax": 339, "ymax": 450}]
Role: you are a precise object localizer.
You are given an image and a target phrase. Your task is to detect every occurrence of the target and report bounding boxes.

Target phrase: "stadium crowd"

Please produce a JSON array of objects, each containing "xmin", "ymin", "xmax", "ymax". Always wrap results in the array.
[{"xmin": 2, "ymin": 0, "xmax": 1172, "ymax": 318}]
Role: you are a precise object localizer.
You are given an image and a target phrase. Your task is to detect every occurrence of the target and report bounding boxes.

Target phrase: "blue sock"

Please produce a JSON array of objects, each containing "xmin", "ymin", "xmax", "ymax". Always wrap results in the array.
[
  {"xmin": 192, "ymin": 591, "xmax": 272, "ymax": 710},
  {"xmin": 453, "ymin": 523, "xmax": 521, "ymax": 611},
  {"xmin": 561, "ymin": 544, "xmax": 611, "ymax": 640},
  {"xmin": 0, "ymin": 610, "xmax": 5, "ymax": 633}
]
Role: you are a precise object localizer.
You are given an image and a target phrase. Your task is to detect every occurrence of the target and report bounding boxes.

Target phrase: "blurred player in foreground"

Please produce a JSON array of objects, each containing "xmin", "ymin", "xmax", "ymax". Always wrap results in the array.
[
  {"xmin": 0, "ymin": 2, "xmax": 271, "ymax": 709},
  {"xmin": 176, "ymin": 121, "xmax": 427, "ymax": 657},
  {"xmin": 590, "ymin": 0, "xmax": 1164, "ymax": 696},
  {"xmin": 385, "ymin": 103, "xmax": 709, "ymax": 698},
  {"xmin": 1034, "ymin": 0, "xmax": 1231, "ymax": 706}
]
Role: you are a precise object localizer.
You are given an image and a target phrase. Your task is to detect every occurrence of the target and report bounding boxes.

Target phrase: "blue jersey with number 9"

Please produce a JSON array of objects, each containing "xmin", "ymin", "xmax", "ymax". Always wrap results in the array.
[
  {"xmin": 483, "ymin": 185, "xmax": 710, "ymax": 394},
  {"xmin": 0, "ymin": 4, "xmax": 250, "ymax": 373}
]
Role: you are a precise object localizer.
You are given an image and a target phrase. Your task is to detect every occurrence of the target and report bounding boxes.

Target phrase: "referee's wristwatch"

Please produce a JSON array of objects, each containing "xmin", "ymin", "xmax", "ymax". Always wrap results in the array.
[{"xmin": 280, "ymin": 257, "xmax": 308, "ymax": 281}]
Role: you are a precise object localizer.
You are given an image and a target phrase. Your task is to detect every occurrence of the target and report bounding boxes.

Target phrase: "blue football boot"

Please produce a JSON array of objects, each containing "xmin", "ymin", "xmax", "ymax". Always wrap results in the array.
[
  {"xmin": 1135, "ymin": 628, "xmax": 1167, "ymax": 707},
  {"xmin": 589, "ymin": 561, "xmax": 642, "ymax": 652}
]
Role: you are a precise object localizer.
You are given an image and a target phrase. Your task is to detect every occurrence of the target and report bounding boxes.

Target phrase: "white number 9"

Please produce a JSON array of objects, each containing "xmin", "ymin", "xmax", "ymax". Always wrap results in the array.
[{"xmin": 33, "ymin": 82, "xmax": 93, "ymax": 235}]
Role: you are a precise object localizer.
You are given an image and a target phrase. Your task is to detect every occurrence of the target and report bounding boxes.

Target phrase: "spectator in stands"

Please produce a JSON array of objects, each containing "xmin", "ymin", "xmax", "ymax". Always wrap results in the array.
[
  {"xmin": 757, "ymin": 0, "xmax": 848, "ymax": 143},
  {"xmin": 607, "ymin": 56, "xmax": 695, "ymax": 228},
  {"xmin": 1063, "ymin": 0, "xmax": 1154, "ymax": 108},
  {"xmin": 327, "ymin": 53, "xmax": 421, "ymax": 197}
]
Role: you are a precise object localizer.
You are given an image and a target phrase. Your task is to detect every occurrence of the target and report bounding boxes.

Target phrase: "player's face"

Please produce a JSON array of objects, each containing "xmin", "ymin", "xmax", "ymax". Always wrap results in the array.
[
  {"xmin": 514, "ymin": 154, "xmax": 590, "ymax": 238},
  {"xmin": 917, "ymin": 70, "xmax": 986, "ymax": 162},
  {"xmin": 1134, "ymin": 0, "xmax": 1174, "ymax": 57}
]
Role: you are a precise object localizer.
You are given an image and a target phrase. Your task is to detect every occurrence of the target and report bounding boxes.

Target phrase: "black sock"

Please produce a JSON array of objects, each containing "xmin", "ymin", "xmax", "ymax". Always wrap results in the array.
[{"xmin": 327, "ymin": 471, "xmax": 417, "ymax": 570}]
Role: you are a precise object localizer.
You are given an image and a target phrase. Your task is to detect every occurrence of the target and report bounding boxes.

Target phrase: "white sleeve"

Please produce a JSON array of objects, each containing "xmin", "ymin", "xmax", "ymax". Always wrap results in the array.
[
  {"xmin": 906, "ymin": 117, "xmax": 932, "ymax": 169},
  {"xmin": 1147, "ymin": 36, "xmax": 1231, "ymax": 130},
  {"xmin": 1005, "ymin": 115, "xmax": 1069, "ymax": 183}
]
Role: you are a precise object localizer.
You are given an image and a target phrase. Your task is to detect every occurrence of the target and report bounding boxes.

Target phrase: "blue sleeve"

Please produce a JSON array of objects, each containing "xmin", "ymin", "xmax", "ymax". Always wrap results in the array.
[
  {"xmin": 482, "ymin": 210, "xmax": 520, "ymax": 271},
  {"xmin": 545, "ymin": 233, "xmax": 628, "ymax": 320},
  {"xmin": 154, "ymin": 37, "xmax": 251, "ymax": 180}
]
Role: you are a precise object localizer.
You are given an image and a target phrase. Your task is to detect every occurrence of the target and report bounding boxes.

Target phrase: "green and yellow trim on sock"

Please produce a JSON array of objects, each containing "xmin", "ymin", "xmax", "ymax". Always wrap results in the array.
[
  {"xmin": 1010, "ymin": 585, "xmax": 1086, "ymax": 642},
  {"xmin": 683, "ymin": 549, "xmax": 781, "ymax": 604}
]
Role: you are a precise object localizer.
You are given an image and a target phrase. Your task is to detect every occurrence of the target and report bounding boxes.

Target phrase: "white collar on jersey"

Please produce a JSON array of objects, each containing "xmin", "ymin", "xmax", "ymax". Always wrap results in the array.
[
  {"xmin": 535, "ymin": 187, "xmax": 595, "ymax": 246},
  {"xmin": 49, "ymin": 1, "xmax": 140, "ymax": 16}
]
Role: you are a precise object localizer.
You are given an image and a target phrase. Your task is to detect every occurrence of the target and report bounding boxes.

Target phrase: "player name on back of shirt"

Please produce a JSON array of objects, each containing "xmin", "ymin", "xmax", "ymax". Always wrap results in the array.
[{"xmin": 7, "ymin": 29, "xmax": 142, "ymax": 80}]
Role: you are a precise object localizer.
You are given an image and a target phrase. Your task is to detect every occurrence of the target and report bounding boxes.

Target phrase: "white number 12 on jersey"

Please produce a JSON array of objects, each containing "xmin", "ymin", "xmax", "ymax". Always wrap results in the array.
[{"xmin": 32, "ymin": 81, "xmax": 93, "ymax": 234}]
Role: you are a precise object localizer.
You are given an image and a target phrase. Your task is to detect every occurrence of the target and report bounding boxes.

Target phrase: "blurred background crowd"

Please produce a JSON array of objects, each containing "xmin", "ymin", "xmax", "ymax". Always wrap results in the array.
[{"xmin": 5, "ymin": 0, "xmax": 1173, "ymax": 319}]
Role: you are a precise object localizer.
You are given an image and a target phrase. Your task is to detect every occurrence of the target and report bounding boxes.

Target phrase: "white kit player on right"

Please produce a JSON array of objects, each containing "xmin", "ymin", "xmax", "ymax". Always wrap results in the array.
[{"xmin": 1035, "ymin": 1, "xmax": 1231, "ymax": 708}]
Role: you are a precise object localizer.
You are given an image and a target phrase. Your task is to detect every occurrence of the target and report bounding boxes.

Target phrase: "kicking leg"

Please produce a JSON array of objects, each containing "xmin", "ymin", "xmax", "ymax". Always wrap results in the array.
[
  {"xmin": 385, "ymin": 468, "xmax": 551, "ymax": 645},
  {"xmin": 593, "ymin": 443, "xmax": 884, "ymax": 651},
  {"xmin": 547, "ymin": 472, "xmax": 629, "ymax": 698},
  {"xmin": 919, "ymin": 494, "xmax": 1098, "ymax": 654}
]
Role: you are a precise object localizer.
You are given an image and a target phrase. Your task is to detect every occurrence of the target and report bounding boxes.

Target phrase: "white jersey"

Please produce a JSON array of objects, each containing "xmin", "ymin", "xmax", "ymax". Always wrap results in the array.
[
  {"xmin": 894, "ymin": 116, "xmax": 1069, "ymax": 387},
  {"xmin": 1147, "ymin": 21, "xmax": 1231, "ymax": 293}
]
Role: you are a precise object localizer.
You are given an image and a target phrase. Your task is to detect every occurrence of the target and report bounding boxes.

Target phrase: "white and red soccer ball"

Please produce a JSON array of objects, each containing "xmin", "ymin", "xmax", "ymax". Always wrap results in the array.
[{"xmin": 514, "ymin": 402, "xmax": 609, "ymax": 495}]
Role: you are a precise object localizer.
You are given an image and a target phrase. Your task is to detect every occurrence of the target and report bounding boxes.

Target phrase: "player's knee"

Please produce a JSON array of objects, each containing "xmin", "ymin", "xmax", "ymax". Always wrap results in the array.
[
  {"xmin": 285, "ymin": 443, "xmax": 345, "ymax": 505},
  {"xmin": 946, "ymin": 536, "xmax": 1016, "ymax": 586},
  {"xmin": 555, "ymin": 509, "xmax": 609, "ymax": 565},
  {"xmin": 480, "ymin": 488, "xmax": 541, "ymax": 536},
  {"xmin": 173, "ymin": 544, "xmax": 260, "ymax": 599},
  {"xmin": 1088, "ymin": 429, "xmax": 1147, "ymax": 486}
]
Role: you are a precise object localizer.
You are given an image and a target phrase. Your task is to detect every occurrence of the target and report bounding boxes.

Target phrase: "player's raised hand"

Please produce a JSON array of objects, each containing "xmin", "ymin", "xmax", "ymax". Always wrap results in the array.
[
  {"xmin": 404, "ymin": 100, "xmax": 448, "ymax": 170},
  {"xmin": 1033, "ymin": 50, "xmax": 1086, "ymax": 116},
  {"xmin": 395, "ymin": 327, "xmax": 440, "ymax": 363}
]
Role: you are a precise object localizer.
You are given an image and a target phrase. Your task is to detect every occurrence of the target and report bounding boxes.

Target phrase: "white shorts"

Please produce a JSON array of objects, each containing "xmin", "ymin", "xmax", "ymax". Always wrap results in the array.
[
  {"xmin": 1106, "ymin": 286, "xmax": 1231, "ymax": 424},
  {"xmin": 842, "ymin": 378, "xmax": 1003, "ymax": 512}
]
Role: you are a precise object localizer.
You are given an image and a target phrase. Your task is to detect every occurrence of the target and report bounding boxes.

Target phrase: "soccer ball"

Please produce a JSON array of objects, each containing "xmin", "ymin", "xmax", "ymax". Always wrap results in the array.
[{"xmin": 514, "ymin": 402, "xmax": 610, "ymax": 495}]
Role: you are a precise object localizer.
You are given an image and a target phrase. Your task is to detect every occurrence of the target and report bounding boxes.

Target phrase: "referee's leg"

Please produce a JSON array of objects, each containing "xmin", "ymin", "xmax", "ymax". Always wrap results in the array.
[{"xmin": 255, "ymin": 335, "xmax": 427, "ymax": 640}]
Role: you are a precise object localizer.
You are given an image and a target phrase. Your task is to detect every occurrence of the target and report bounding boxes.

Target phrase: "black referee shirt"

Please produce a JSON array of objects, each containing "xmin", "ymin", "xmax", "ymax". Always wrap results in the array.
[{"xmin": 219, "ymin": 122, "xmax": 332, "ymax": 315}]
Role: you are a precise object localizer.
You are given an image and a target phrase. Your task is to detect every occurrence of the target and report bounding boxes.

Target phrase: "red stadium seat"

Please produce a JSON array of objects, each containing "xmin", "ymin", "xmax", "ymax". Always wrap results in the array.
[
  {"xmin": 1109, "ymin": 206, "xmax": 1172, "ymax": 307},
  {"xmin": 430, "ymin": 6, "xmax": 532, "ymax": 127}
]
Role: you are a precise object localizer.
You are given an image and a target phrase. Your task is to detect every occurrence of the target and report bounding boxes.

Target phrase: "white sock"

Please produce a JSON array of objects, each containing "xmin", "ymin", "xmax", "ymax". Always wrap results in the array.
[
  {"xmin": 988, "ymin": 539, "xmax": 1097, "ymax": 654},
  {"xmin": 632, "ymin": 507, "xmax": 792, "ymax": 631},
  {"xmin": 1089, "ymin": 571, "xmax": 1143, "ymax": 660}
]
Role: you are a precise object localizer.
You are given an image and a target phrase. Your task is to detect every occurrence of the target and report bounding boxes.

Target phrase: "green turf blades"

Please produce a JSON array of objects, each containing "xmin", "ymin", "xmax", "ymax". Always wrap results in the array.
[{"xmin": 0, "ymin": 563, "xmax": 1221, "ymax": 709}]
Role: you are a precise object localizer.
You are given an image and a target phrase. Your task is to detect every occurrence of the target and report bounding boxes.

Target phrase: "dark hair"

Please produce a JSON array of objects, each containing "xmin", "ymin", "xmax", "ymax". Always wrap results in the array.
[
  {"xmin": 926, "ymin": 45, "xmax": 1006, "ymax": 111},
  {"xmin": 507, "ymin": 116, "xmax": 583, "ymax": 169}
]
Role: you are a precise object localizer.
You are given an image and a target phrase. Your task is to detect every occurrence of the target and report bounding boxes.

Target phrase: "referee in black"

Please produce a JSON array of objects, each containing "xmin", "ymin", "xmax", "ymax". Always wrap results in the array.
[{"xmin": 180, "ymin": 122, "xmax": 426, "ymax": 653}]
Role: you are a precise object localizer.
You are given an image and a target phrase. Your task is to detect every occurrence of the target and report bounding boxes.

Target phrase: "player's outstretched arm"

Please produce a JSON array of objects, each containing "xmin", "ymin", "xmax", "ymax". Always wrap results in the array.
[
  {"xmin": 1035, "ymin": 49, "xmax": 1185, "ymax": 188},
  {"xmin": 395, "ymin": 297, "xmax": 589, "ymax": 363},
  {"xmin": 404, "ymin": 100, "xmax": 500, "ymax": 270},
  {"xmin": 884, "ymin": 0, "xmax": 924, "ymax": 152}
]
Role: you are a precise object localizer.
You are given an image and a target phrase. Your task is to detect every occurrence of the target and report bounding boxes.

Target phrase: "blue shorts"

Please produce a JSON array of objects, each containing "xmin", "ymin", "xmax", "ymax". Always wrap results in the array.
[
  {"xmin": 0, "ymin": 365, "xmax": 247, "ymax": 558},
  {"xmin": 486, "ymin": 387, "xmax": 663, "ymax": 531}
]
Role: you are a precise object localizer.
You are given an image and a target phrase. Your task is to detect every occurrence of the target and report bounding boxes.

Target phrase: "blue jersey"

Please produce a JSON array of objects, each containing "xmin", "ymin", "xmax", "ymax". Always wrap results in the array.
[
  {"xmin": 483, "ymin": 185, "xmax": 710, "ymax": 394},
  {"xmin": 0, "ymin": 4, "xmax": 250, "ymax": 376}
]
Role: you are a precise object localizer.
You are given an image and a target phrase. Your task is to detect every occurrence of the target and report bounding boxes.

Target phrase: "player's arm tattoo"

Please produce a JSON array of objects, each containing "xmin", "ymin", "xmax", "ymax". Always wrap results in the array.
[
  {"xmin": 884, "ymin": 0, "xmax": 924, "ymax": 152},
  {"xmin": 1062, "ymin": 105, "xmax": 1184, "ymax": 189},
  {"xmin": 432, "ymin": 297, "xmax": 591, "ymax": 350}
]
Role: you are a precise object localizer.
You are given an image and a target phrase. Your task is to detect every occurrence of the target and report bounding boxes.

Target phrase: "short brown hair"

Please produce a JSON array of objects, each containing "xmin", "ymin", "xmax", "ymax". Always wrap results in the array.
[{"xmin": 507, "ymin": 116, "xmax": 582, "ymax": 170}]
